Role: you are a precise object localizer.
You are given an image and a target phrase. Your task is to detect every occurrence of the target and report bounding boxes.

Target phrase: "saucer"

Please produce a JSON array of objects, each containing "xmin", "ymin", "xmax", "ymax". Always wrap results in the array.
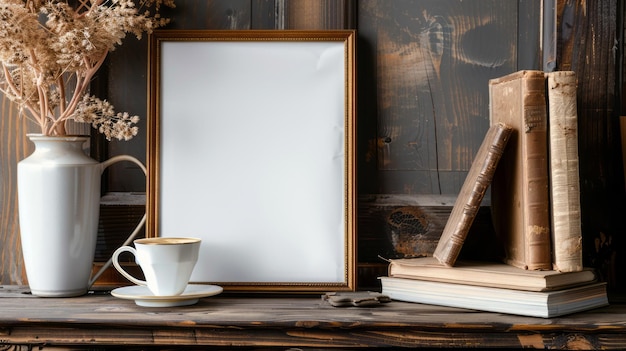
[{"xmin": 111, "ymin": 284, "xmax": 223, "ymax": 307}]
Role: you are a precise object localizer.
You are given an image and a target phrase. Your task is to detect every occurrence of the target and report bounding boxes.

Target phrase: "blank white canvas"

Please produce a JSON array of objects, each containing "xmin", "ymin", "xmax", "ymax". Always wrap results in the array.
[{"xmin": 158, "ymin": 40, "xmax": 347, "ymax": 283}]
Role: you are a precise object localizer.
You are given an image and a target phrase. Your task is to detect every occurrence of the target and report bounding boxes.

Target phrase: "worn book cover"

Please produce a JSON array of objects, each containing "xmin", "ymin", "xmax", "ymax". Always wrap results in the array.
[
  {"xmin": 489, "ymin": 70, "xmax": 552, "ymax": 270},
  {"xmin": 388, "ymin": 257, "xmax": 596, "ymax": 291},
  {"xmin": 380, "ymin": 276, "xmax": 608, "ymax": 318},
  {"xmin": 546, "ymin": 71, "xmax": 583, "ymax": 272},
  {"xmin": 433, "ymin": 123, "xmax": 513, "ymax": 266}
]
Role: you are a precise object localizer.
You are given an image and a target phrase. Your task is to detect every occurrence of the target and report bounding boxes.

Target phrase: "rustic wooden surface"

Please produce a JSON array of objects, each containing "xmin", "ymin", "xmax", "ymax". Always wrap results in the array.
[{"xmin": 0, "ymin": 286, "xmax": 624, "ymax": 350}]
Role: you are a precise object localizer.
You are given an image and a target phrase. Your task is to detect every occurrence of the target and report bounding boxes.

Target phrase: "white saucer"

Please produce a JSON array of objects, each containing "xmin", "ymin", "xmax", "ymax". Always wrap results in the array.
[{"xmin": 111, "ymin": 284, "xmax": 223, "ymax": 307}]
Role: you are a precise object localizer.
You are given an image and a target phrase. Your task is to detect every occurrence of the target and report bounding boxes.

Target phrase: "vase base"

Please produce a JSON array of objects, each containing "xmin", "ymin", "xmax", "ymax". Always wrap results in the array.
[{"xmin": 29, "ymin": 288, "xmax": 88, "ymax": 298}]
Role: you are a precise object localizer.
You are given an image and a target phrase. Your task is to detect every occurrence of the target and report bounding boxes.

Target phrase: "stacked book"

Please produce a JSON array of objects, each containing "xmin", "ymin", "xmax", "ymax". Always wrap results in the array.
[
  {"xmin": 380, "ymin": 70, "xmax": 608, "ymax": 318},
  {"xmin": 380, "ymin": 257, "xmax": 605, "ymax": 318}
]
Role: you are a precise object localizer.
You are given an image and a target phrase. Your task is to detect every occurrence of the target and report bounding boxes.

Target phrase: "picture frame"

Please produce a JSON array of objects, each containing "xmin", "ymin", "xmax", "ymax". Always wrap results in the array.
[{"xmin": 147, "ymin": 30, "xmax": 356, "ymax": 292}]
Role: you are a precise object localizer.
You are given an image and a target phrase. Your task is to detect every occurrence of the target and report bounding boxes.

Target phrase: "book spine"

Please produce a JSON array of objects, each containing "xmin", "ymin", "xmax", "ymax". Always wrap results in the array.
[
  {"xmin": 489, "ymin": 70, "xmax": 551, "ymax": 270},
  {"xmin": 433, "ymin": 123, "xmax": 512, "ymax": 266},
  {"xmin": 521, "ymin": 73, "xmax": 552, "ymax": 270},
  {"xmin": 546, "ymin": 71, "xmax": 583, "ymax": 272}
]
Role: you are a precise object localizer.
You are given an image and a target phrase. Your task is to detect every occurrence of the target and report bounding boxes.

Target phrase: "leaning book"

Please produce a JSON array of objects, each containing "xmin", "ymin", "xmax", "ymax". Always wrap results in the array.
[
  {"xmin": 380, "ymin": 276, "xmax": 608, "ymax": 318},
  {"xmin": 433, "ymin": 122, "xmax": 513, "ymax": 267},
  {"xmin": 388, "ymin": 257, "xmax": 596, "ymax": 291}
]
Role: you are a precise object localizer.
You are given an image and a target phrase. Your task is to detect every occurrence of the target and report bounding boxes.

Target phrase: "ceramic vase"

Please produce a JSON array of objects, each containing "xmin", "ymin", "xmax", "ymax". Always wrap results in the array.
[{"xmin": 17, "ymin": 134, "xmax": 144, "ymax": 297}]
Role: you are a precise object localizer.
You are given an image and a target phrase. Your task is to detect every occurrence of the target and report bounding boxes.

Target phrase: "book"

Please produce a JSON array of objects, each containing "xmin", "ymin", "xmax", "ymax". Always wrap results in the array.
[
  {"xmin": 546, "ymin": 71, "xmax": 583, "ymax": 272},
  {"xmin": 489, "ymin": 70, "xmax": 552, "ymax": 270},
  {"xmin": 380, "ymin": 276, "xmax": 608, "ymax": 318},
  {"xmin": 433, "ymin": 123, "xmax": 513, "ymax": 266},
  {"xmin": 388, "ymin": 257, "xmax": 596, "ymax": 291}
]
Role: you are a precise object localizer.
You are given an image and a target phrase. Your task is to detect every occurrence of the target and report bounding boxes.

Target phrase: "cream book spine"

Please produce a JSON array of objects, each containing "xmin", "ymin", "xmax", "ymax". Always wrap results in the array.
[{"xmin": 546, "ymin": 71, "xmax": 583, "ymax": 272}]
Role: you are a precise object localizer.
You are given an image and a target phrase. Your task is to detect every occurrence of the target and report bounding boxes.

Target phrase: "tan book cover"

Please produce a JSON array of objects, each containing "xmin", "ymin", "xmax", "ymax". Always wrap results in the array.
[
  {"xmin": 433, "ymin": 123, "xmax": 513, "ymax": 266},
  {"xmin": 388, "ymin": 257, "xmax": 596, "ymax": 292},
  {"xmin": 489, "ymin": 70, "xmax": 552, "ymax": 270},
  {"xmin": 546, "ymin": 71, "xmax": 583, "ymax": 272}
]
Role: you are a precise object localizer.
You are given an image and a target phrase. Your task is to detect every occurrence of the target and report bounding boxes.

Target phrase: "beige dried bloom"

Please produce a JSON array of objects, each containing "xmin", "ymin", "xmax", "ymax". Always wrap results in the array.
[
  {"xmin": 74, "ymin": 94, "xmax": 139, "ymax": 141},
  {"xmin": 0, "ymin": 0, "xmax": 175, "ymax": 139}
]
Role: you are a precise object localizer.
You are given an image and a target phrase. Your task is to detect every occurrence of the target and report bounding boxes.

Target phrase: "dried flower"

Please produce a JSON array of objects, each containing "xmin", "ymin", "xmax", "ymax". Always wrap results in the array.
[{"xmin": 0, "ymin": 0, "xmax": 175, "ymax": 140}]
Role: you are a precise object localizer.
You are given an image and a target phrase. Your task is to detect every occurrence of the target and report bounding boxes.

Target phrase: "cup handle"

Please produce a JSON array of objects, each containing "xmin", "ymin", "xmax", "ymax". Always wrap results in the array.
[
  {"xmin": 87, "ymin": 155, "xmax": 147, "ymax": 289},
  {"xmin": 111, "ymin": 246, "xmax": 147, "ymax": 286}
]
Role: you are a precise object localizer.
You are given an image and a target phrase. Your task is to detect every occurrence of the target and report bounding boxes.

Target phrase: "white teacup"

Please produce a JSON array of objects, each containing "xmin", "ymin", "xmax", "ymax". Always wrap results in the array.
[{"xmin": 112, "ymin": 237, "xmax": 201, "ymax": 296}]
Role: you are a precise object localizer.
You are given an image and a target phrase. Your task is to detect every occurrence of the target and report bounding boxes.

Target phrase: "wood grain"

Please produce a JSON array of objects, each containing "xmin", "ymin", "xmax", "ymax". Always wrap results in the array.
[
  {"xmin": 357, "ymin": 1, "xmax": 518, "ymax": 194},
  {"xmin": 0, "ymin": 288, "xmax": 624, "ymax": 349},
  {"xmin": 354, "ymin": 1, "xmax": 526, "ymax": 274},
  {"xmin": 357, "ymin": 194, "xmax": 500, "ymax": 263},
  {"xmin": 285, "ymin": 0, "xmax": 355, "ymax": 29},
  {"xmin": 0, "ymin": 98, "xmax": 29, "ymax": 285}
]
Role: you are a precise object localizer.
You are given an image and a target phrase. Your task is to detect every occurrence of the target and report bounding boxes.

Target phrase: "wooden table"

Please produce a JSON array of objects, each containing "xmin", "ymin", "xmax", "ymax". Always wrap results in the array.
[{"xmin": 1, "ymin": 285, "xmax": 625, "ymax": 350}]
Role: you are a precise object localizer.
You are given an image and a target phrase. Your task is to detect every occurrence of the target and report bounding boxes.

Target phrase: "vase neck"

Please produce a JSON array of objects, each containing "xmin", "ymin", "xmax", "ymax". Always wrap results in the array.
[{"xmin": 24, "ymin": 134, "xmax": 95, "ymax": 164}]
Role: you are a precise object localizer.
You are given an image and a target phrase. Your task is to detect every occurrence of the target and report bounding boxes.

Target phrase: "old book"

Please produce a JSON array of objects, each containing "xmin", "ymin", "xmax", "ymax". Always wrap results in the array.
[
  {"xmin": 546, "ymin": 71, "xmax": 583, "ymax": 272},
  {"xmin": 388, "ymin": 257, "xmax": 596, "ymax": 291},
  {"xmin": 489, "ymin": 70, "xmax": 552, "ymax": 270},
  {"xmin": 433, "ymin": 123, "xmax": 513, "ymax": 266},
  {"xmin": 380, "ymin": 276, "xmax": 608, "ymax": 318}
]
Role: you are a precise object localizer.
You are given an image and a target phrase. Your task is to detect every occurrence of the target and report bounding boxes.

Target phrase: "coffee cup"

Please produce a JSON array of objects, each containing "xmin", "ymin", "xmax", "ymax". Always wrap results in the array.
[{"xmin": 112, "ymin": 237, "xmax": 201, "ymax": 296}]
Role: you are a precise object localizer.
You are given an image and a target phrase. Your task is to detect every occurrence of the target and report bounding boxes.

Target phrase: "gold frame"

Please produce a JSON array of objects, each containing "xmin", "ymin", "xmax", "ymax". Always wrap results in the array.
[{"xmin": 147, "ymin": 30, "xmax": 356, "ymax": 292}]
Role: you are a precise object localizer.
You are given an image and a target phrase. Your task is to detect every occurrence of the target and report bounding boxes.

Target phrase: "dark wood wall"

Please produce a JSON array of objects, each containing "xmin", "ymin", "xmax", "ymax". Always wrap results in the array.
[
  {"xmin": 1, "ymin": 0, "xmax": 622, "ymax": 292},
  {"xmin": 357, "ymin": 1, "xmax": 525, "ymax": 265}
]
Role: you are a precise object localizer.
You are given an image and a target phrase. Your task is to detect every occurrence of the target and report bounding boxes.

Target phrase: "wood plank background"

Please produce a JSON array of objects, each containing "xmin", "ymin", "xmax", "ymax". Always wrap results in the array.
[{"xmin": 1, "ymin": 0, "xmax": 623, "ymax": 293}]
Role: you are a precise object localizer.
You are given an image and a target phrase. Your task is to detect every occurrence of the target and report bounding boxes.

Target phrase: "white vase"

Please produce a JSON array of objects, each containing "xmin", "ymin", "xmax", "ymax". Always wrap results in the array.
[{"xmin": 17, "ymin": 134, "xmax": 145, "ymax": 297}]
